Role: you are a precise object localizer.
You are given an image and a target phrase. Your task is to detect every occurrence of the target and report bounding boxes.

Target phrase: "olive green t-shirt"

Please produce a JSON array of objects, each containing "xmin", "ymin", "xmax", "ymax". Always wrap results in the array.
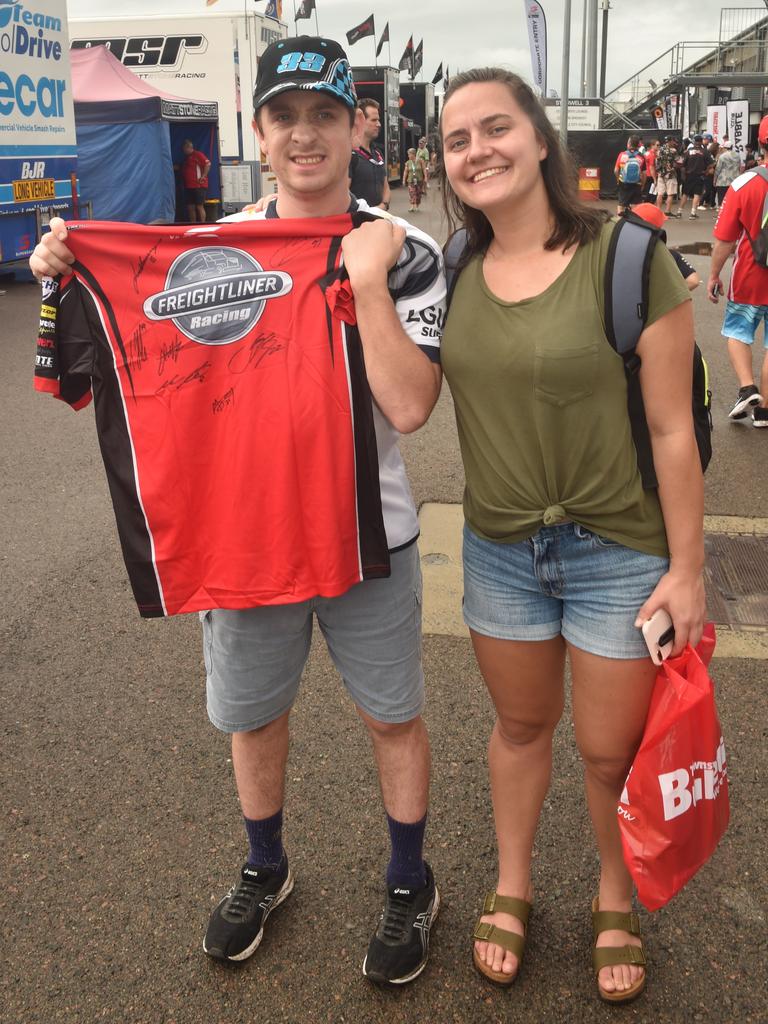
[{"xmin": 440, "ymin": 221, "xmax": 691, "ymax": 557}]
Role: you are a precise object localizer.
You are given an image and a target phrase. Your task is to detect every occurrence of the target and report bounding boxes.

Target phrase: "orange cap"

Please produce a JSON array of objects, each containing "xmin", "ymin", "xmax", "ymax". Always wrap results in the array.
[
  {"xmin": 631, "ymin": 203, "xmax": 668, "ymax": 229},
  {"xmin": 759, "ymin": 115, "xmax": 768, "ymax": 145}
]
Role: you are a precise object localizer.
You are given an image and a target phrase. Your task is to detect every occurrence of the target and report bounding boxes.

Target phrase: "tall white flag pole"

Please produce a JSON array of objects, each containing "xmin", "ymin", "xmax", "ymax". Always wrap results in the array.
[{"xmin": 560, "ymin": 0, "xmax": 572, "ymax": 144}]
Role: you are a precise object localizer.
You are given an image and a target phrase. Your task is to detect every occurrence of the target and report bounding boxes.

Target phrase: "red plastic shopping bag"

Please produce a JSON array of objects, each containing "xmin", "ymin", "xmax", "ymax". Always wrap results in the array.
[{"xmin": 618, "ymin": 625, "xmax": 729, "ymax": 911}]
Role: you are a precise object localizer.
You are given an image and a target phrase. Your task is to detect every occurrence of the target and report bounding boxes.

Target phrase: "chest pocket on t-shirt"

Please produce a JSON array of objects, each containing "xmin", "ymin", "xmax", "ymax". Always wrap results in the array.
[{"xmin": 533, "ymin": 340, "xmax": 599, "ymax": 408}]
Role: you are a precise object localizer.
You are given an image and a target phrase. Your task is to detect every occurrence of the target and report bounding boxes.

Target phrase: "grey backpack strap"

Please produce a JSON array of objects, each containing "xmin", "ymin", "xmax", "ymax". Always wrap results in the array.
[
  {"xmin": 444, "ymin": 228, "xmax": 468, "ymax": 309},
  {"xmin": 604, "ymin": 215, "xmax": 660, "ymax": 490},
  {"xmin": 604, "ymin": 217, "xmax": 658, "ymax": 356}
]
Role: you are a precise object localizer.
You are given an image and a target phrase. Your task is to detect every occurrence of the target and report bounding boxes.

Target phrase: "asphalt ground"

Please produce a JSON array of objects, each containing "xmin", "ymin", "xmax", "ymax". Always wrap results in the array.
[{"xmin": 1, "ymin": 186, "xmax": 766, "ymax": 1024}]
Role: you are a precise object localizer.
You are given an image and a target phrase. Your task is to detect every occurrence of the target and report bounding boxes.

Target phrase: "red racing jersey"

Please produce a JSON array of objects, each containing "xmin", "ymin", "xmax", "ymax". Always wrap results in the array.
[
  {"xmin": 714, "ymin": 166, "xmax": 768, "ymax": 305},
  {"xmin": 34, "ymin": 218, "xmax": 390, "ymax": 617}
]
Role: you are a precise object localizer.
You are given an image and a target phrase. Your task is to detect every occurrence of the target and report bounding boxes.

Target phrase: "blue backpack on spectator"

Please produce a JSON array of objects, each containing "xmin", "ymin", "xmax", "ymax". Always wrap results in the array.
[{"xmin": 619, "ymin": 150, "xmax": 644, "ymax": 185}]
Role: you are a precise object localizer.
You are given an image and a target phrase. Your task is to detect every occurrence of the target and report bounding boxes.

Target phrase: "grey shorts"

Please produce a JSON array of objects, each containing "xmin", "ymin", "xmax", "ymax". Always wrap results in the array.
[{"xmin": 202, "ymin": 543, "xmax": 424, "ymax": 732}]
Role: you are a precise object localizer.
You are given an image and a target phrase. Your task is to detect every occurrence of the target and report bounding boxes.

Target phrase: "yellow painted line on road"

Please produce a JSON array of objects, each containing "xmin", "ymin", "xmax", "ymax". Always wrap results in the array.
[{"xmin": 418, "ymin": 504, "xmax": 767, "ymax": 658}]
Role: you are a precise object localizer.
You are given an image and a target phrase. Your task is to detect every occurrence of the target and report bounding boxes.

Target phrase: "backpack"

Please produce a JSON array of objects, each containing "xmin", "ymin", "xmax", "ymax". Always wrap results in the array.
[
  {"xmin": 745, "ymin": 165, "xmax": 768, "ymax": 268},
  {"xmin": 619, "ymin": 150, "xmax": 643, "ymax": 185},
  {"xmin": 443, "ymin": 217, "xmax": 713, "ymax": 490}
]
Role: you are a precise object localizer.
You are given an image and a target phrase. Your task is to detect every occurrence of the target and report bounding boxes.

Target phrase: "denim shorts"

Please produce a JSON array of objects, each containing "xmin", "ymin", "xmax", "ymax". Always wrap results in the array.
[
  {"xmin": 462, "ymin": 523, "xmax": 669, "ymax": 659},
  {"xmin": 202, "ymin": 543, "xmax": 424, "ymax": 732},
  {"xmin": 721, "ymin": 300, "xmax": 768, "ymax": 346}
]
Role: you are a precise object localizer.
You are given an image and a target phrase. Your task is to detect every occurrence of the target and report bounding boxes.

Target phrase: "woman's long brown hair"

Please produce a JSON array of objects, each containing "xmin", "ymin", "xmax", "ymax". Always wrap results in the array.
[{"xmin": 439, "ymin": 68, "xmax": 607, "ymax": 260}]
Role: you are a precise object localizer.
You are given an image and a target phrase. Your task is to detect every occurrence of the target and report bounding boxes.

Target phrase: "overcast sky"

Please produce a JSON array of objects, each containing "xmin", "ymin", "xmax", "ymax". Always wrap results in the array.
[{"xmin": 65, "ymin": 1, "xmax": 761, "ymax": 97}]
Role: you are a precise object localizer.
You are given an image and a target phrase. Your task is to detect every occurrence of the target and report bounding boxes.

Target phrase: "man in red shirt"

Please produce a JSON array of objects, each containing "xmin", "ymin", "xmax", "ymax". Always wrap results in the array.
[
  {"xmin": 181, "ymin": 139, "xmax": 211, "ymax": 223},
  {"xmin": 708, "ymin": 115, "xmax": 768, "ymax": 427}
]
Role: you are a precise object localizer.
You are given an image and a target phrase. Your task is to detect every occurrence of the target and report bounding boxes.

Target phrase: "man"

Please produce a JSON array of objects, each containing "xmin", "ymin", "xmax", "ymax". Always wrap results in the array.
[
  {"xmin": 614, "ymin": 134, "xmax": 646, "ymax": 214},
  {"xmin": 181, "ymin": 139, "xmax": 211, "ymax": 223},
  {"xmin": 642, "ymin": 138, "xmax": 660, "ymax": 198},
  {"xmin": 416, "ymin": 136, "xmax": 431, "ymax": 188},
  {"xmin": 29, "ymin": 36, "xmax": 446, "ymax": 984},
  {"xmin": 655, "ymin": 136, "xmax": 681, "ymax": 216},
  {"xmin": 349, "ymin": 97, "xmax": 391, "ymax": 210},
  {"xmin": 678, "ymin": 135, "xmax": 711, "ymax": 219},
  {"xmin": 708, "ymin": 114, "xmax": 768, "ymax": 428}
]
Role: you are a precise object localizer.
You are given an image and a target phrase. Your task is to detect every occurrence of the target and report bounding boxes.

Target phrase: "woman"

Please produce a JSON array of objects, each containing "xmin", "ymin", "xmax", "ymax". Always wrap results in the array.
[
  {"xmin": 403, "ymin": 147, "xmax": 426, "ymax": 212},
  {"xmin": 439, "ymin": 69, "xmax": 705, "ymax": 1003}
]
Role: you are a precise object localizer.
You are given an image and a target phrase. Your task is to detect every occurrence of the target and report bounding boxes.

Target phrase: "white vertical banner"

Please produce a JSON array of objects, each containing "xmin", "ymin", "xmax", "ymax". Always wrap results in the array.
[
  {"xmin": 726, "ymin": 100, "xmax": 749, "ymax": 158},
  {"xmin": 524, "ymin": 1, "xmax": 547, "ymax": 95},
  {"xmin": 707, "ymin": 105, "xmax": 728, "ymax": 142}
]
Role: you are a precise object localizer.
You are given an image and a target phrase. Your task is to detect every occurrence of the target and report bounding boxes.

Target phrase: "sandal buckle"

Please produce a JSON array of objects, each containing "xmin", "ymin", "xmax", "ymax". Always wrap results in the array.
[
  {"xmin": 627, "ymin": 945, "xmax": 646, "ymax": 966},
  {"xmin": 628, "ymin": 913, "xmax": 641, "ymax": 935},
  {"xmin": 474, "ymin": 922, "xmax": 495, "ymax": 942},
  {"xmin": 483, "ymin": 893, "xmax": 497, "ymax": 914}
]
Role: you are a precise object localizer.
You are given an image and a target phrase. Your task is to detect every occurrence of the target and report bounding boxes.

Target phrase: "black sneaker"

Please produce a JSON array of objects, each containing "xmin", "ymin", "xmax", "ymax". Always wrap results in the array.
[
  {"xmin": 362, "ymin": 862, "xmax": 440, "ymax": 986},
  {"xmin": 203, "ymin": 857, "xmax": 294, "ymax": 962},
  {"xmin": 753, "ymin": 406, "xmax": 768, "ymax": 428},
  {"xmin": 729, "ymin": 384, "xmax": 763, "ymax": 419}
]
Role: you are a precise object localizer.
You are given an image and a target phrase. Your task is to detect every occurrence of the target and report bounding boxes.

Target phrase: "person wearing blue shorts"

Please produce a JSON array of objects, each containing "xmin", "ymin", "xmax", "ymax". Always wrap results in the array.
[
  {"xmin": 439, "ymin": 69, "xmax": 705, "ymax": 1003},
  {"xmin": 709, "ymin": 116, "xmax": 768, "ymax": 429}
]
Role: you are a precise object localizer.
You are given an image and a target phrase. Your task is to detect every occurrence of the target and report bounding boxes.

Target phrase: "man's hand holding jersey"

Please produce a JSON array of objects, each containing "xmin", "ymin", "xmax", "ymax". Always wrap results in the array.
[
  {"xmin": 29, "ymin": 217, "xmax": 74, "ymax": 280},
  {"xmin": 341, "ymin": 218, "xmax": 442, "ymax": 435}
]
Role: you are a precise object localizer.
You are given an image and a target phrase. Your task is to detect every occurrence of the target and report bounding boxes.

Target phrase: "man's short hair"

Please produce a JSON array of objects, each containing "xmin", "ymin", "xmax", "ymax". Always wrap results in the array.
[
  {"xmin": 358, "ymin": 98, "xmax": 380, "ymax": 116},
  {"xmin": 627, "ymin": 134, "xmax": 641, "ymax": 150}
]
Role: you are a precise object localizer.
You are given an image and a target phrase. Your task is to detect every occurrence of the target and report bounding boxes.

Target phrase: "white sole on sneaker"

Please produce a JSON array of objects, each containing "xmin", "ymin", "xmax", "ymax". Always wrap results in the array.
[
  {"xmin": 203, "ymin": 867, "xmax": 295, "ymax": 962},
  {"xmin": 729, "ymin": 392, "xmax": 763, "ymax": 419},
  {"xmin": 361, "ymin": 886, "xmax": 441, "ymax": 985}
]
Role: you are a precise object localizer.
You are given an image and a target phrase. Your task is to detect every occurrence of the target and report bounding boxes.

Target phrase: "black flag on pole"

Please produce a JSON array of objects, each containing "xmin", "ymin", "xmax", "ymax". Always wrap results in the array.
[
  {"xmin": 398, "ymin": 36, "xmax": 414, "ymax": 75},
  {"xmin": 443, "ymin": 64, "xmax": 450, "ymax": 90},
  {"xmin": 376, "ymin": 21, "xmax": 389, "ymax": 58},
  {"xmin": 346, "ymin": 14, "xmax": 375, "ymax": 46},
  {"xmin": 295, "ymin": 0, "xmax": 315, "ymax": 21},
  {"xmin": 413, "ymin": 39, "xmax": 423, "ymax": 78},
  {"xmin": 431, "ymin": 62, "xmax": 443, "ymax": 86}
]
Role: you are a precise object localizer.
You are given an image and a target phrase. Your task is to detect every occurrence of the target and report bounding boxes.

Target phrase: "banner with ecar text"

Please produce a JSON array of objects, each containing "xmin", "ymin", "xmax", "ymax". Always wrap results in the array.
[{"xmin": 523, "ymin": 1, "xmax": 547, "ymax": 95}]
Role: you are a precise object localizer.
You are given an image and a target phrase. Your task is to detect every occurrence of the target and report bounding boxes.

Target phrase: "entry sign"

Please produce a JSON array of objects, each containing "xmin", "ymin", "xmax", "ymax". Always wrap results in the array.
[{"xmin": 543, "ymin": 98, "xmax": 601, "ymax": 131}]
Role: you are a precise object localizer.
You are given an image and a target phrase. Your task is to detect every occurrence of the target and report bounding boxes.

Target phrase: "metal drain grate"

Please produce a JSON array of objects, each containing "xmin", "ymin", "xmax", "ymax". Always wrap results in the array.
[{"xmin": 704, "ymin": 533, "xmax": 768, "ymax": 628}]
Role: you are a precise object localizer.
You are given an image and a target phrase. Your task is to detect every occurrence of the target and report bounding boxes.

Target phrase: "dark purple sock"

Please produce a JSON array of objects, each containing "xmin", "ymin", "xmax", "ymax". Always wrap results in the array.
[
  {"xmin": 385, "ymin": 812, "xmax": 428, "ymax": 890},
  {"xmin": 244, "ymin": 809, "xmax": 284, "ymax": 869}
]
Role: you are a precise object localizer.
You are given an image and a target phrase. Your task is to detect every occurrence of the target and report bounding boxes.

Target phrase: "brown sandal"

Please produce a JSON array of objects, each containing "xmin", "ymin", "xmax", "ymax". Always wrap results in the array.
[
  {"xmin": 472, "ymin": 891, "xmax": 531, "ymax": 986},
  {"xmin": 592, "ymin": 897, "xmax": 647, "ymax": 1003}
]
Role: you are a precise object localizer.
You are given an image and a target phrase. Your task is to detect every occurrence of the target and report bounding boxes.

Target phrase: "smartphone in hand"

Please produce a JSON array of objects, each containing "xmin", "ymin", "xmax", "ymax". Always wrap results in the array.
[{"xmin": 641, "ymin": 609, "xmax": 675, "ymax": 665}]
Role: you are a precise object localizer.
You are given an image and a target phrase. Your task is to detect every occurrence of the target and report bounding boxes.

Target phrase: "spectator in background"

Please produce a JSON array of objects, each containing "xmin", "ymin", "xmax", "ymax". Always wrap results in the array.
[
  {"xmin": 678, "ymin": 135, "xmax": 711, "ymax": 219},
  {"xmin": 181, "ymin": 139, "xmax": 211, "ymax": 223},
  {"xmin": 403, "ymin": 147, "xmax": 426, "ymax": 212},
  {"xmin": 632, "ymin": 203, "xmax": 701, "ymax": 291},
  {"xmin": 614, "ymin": 134, "xmax": 646, "ymax": 214},
  {"xmin": 709, "ymin": 115, "xmax": 768, "ymax": 428},
  {"xmin": 349, "ymin": 98, "xmax": 391, "ymax": 210},
  {"xmin": 642, "ymin": 139, "xmax": 660, "ymax": 199},
  {"xmin": 654, "ymin": 137, "xmax": 681, "ymax": 217},
  {"xmin": 714, "ymin": 141, "xmax": 741, "ymax": 208},
  {"xmin": 700, "ymin": 135, "xmax": 718, "ymax": 209},
  {"xmin": 416, "ymin": 136, "xmax": 431, "ymax": 188}
]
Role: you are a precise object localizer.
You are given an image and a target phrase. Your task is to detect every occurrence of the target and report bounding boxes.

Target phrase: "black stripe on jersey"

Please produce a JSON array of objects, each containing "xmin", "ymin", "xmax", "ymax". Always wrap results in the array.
[
  {"xmin": 75, "ymin": 281, "xmax": 166, "ymax": 618},
  {"xmin": 73, "ymin": 261, "xmax": 138, "ymax": 400},
  {"xmin": 324, "ymin": 234, "xmax": 344, "ymax": 365},
  {"xmin": 342, "ymin": 321, "xmax": 391, "ymax": 579}
]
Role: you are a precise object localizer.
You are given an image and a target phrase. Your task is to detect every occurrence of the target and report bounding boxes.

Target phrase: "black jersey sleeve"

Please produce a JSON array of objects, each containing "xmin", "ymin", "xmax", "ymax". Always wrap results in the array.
[
  {"xmin": 34, "ymin": 275, "xmax": 94, "ymax": 411},
  {"xmin": 671, "ymin": 249, "xmax": 696, "ymax": 280}
]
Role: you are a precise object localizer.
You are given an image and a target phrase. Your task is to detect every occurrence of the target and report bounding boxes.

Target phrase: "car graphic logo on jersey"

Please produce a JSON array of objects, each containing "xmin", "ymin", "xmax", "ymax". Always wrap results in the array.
[{"xmin": 143, "ymin": 247, "xmax": 293, "ymax": 345}]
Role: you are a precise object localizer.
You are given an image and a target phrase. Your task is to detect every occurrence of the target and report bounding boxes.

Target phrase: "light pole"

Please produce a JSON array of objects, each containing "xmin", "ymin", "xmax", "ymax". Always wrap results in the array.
[
  {"xmin": 599, "ymin": 0, "xmax": 611, "ymax": 100},
  {"xmin": 561, "ymin": 0, "xmax": 572, "ymax": 144}
]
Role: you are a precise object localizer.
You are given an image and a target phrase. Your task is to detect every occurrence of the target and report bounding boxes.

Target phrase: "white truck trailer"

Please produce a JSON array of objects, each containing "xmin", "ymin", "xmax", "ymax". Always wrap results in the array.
[{"xmin": 69, "ymin": 8, "xmax": 288, "ymax": 209}]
